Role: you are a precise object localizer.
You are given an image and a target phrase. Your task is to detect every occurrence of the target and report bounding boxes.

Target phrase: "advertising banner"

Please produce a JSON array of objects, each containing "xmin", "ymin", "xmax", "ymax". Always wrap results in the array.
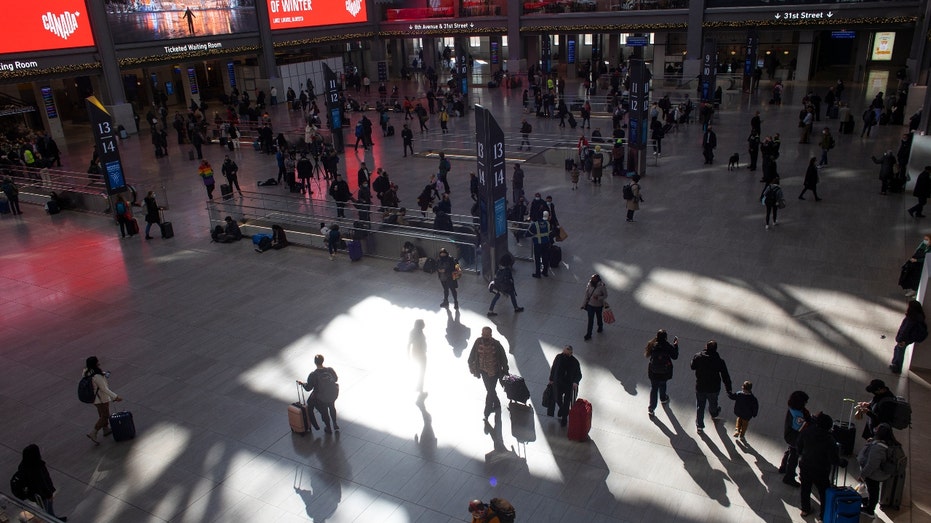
[
  {"xmin": 105, "ymin": 1, "xmax": 258, "ymax": 45},
  {"xmin": 871, "ymin": 32, "xmax": 895, "ymax": 61},
  {"xmin": 267, "ymin": 0, "xmax": 367, "ymax": 29},
  {"xmin": 86, "ymin": 96, "xmax": 127, "ymax": 196},
  {"xmin": 0, "ymin": 0, "xmax": 95, "ymax": 55}
]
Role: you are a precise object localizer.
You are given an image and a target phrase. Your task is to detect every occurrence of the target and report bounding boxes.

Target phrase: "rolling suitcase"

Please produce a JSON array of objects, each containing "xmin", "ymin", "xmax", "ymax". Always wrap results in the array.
[
  {"xmin": 45, "ymin": 200, "xmax": 60, "ymax": 215},
  {"xmin": 831, "ymin": 399, "xmax": 857, "ymax": 456},
  {"xmin": 509, "ymin": 403, "xmax": 536, "ymax": 444},
  {"xmin": 0, "ymin": 199, "xmax": 9, "ymax": 214},
  {"xmin": 549, "ymin": 245, "xmax": 562, "ymax": 268},
  {"xmin": 386, "ymin": 125, "xmax": 395, "ymax": 136},
  {"xmin": 568, "ymin": 114, "xmax": 578, "ymax": 129},
  {"xmin": 109, "ymin": 411, "xmax": 136, "ymax": 441},
  {"xmin": 500, "ymin": 374, "xmax": 530, "ymax": 404},
  {"xmin": 880, "ymin": 444, "xmax": 907, "ymax": 510},
  {"xmin": 824, "ymin": 459, "xmax": 860, "ymax": 523},
  {"xmin": 127, "ymin": 218, "xmax": 140, "ymax": 236},
  {"xmin": 221, "ymin": 184, "xmax": 233, "ymax": 201},
  {"xmin": 567, "ymin": 397, "xmax": 592, "ymax": 441},
  {"xmin": 161, "ymin": 220, "xmax": 174, "ymax": 239},
  {"xmin": 347, "ymin": 240, "xmax": 363, "ymax": 261},
  {"xmin": 289, "ymin": 382, "xmax": 318, "ymax": 434},
  {"xmin": 565, "ymin": 158, "xmax": 575, "ymax": 171}
]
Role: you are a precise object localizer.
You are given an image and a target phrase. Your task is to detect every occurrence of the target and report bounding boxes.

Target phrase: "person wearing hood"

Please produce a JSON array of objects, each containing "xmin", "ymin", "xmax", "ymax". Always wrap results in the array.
[
  {"xmin": 797, "ymin": 412, "xmax": 843, "ymax": 520},
  {"xmin": 16, "ymin": 444, "xmax": 67, "ymax": 520},
  {"xmin": 857, "ymin": 423, "xmax": 899, "ymax": 518},
  {"xmin": 690, "ymin": 340, "xmax": 732, "ymax": 432}
]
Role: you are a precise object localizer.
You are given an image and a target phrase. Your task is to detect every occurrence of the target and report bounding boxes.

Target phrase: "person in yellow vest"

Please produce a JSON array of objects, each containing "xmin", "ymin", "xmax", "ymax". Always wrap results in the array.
[{"xmin": 527, "ymin": 210, "xmax": 552, "ymax": 278}]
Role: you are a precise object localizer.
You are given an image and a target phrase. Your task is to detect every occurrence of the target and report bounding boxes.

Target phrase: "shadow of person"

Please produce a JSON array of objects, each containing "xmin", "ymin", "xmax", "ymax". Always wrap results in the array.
[
  {"xmin": 445, "ymin": 308, "xmax": 470, "ymax": 357},
  {"xmin": 293, "ymin": 435, "xmax": 351, "ymax": 522},
  {"xmin": 706, "ymin": 421, "xmax": 776, "ymax": 518},
  {"xmin": 409, "ymin": 319, "xmax": 427, "ymax": 396},
  {"xmin": 653, "ymin": 403, "xmax": 731, "ymax": 507},
  {"xmin": 414, "ymin": 396, "xmax": 437, "ymax": 459}
]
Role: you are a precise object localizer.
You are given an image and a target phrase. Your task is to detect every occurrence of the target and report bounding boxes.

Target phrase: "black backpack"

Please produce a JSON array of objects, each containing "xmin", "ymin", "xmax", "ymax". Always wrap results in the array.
[
  {"xmin": 494, "ymin": 267, "xmax": 515, "ymax": 294},
  {"xmin": 622, "ymin": 184, "xmax": 634, "ymax": 200},
  {"xmin": 78, "ymin": 374, "xmax": 96, "ymax": 403},
  {"xmin": 314, "ymin": 368, "xmax": 339, "ymax": 404},
  {"xmin": 489, "ymin": 498, "xmax": 515, "ymax": 523},
  {"xmin": 10, "ymin": 470, "xmax": 29, "ymax": 500},
  {"xmin": 649, "ymin": 350, "xmax": 673, "ymax": 376},
  {"xmin": 422, "ymin": 258, "xmax": 437, "ymax": 273}
]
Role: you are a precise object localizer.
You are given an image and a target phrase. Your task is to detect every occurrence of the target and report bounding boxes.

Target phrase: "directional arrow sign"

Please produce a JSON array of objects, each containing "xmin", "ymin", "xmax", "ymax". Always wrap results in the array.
[
  {"xmin": 409, "ymin": 25, "xmax": 413, "ymax": 30},
  {"xmin": 774, "ymin": 13, "xmax": 781, "ymax": 18},
  {"xmin": 827, "ymin": 11, "xmax": 834, "ymax": 17}
]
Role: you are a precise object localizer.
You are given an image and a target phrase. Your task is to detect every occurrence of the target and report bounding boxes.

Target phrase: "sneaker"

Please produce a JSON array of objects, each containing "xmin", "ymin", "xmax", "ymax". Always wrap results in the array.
[
  {"xmin": 765, "ymin": 224, "xmax": 770, "ymax": 230},
  {"xmin": 440, "ymin": 301, "xmax": 449, "ymax": 308},
  {"xmin": 86, "ymin": 432, "xmax": 99, "ymax": 446},
  {"xmin": 514, "ymin": 307, "xmax": 524, "ymax": 313},
  {"xmin": 660, "ymin": 396, "xmax": 670, "ymax": 404},
  {"xmin": 324, "ymin": 427, "xmax": 332, "ymax": 434},
  {"xmin": 696, "ymin": 426, "xmax": 704, "ymax": 433},
  {"xmin": 487, "ymin": 311, "xmax": 498, "ymax": 317},
  {"xmin": 454, "ymin": 301, "xmax": 459, "ymax": 310},
  {"xmin": 733, "ymin": 432, "xmax": 740, "ymax": 438},
  {"xmin": 648, "ymin": 409, "xmax": 655, "ymax": 417}
]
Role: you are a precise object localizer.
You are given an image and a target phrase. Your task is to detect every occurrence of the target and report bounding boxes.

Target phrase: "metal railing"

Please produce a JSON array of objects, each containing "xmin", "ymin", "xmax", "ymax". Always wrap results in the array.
[
  {"xmin": 0, "ymin": 493, "xmax": 65, "ymax": 522},
  {"xmin": 204, "ymin": 190, "xmax": 538, "ymax": 269},
  {"xmin": 1, "ymin": 164, "xmax": 112, "ymax": 213}
]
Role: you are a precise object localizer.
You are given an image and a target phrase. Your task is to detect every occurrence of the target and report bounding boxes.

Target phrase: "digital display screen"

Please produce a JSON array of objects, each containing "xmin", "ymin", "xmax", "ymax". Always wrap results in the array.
[
  {"xmin": 187, "ymin": 68, "xmax": 199, "ymax": 94},
  {"xmin": 0, "ymin": 0, "xmax": 95, "ymax": 54},
  {"xmin": 41, "ymin": 87, "xmax": 57, "ymax": 119},
  {"xmin": 267, "ymin": 0, "xmax": 367, "ymax": 30},
  {"xmin": 106, "ymin": 2, "xmax": 258, "ymax": 45},
  {"xmin": 871, "ymin": 32, "xmax": 895, "ymax": 61}
]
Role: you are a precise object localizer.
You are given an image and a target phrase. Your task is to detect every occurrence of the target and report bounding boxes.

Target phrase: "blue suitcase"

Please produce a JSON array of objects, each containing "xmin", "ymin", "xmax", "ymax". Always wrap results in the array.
[
  {"xmin": 109, "ymin": 411, "xmax": 136, "ymax": 442},
  {"xmin": 823, "ymin": 486, "xmax": 860, "ymax": 523},
  {"xmin": 347, "ymin": 240, "xmax": 363, "ymax": 261}
]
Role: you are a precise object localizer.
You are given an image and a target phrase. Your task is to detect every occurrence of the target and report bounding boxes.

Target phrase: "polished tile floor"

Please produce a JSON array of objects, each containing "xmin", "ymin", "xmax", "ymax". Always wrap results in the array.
[{"xmin": 0, "ymin": 72, "xmax": 925, "ymax": 522}]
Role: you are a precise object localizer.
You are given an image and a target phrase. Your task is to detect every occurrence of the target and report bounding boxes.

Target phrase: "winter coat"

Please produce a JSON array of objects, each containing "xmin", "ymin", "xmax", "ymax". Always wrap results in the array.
[
  {"xmin": 626, "ymin": 183, "xmax": 641, "ymax": 211},
  {"xmin": 803, "ymin": 164, "xmax": 819, "ymax": 189},
  {"xmin": 690, "ymin": 350, "xmax": 732, "ymax": 393},
  {"xmin": 857, "ymin": 440, "xmax": 893, "ymax": 481},
  {"xmin": 582, "ymin": 281, "xmax": 608, "ymax": 308}
]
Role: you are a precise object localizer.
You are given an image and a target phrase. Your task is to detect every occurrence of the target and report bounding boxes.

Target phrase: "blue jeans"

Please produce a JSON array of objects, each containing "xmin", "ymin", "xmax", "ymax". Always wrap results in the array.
[
  {"xmin": 489, "ymin": 291, "xmax": 518, "ymax": 311},
  {"xmin": 891, "ymin": 343, "xmax": 906, "ymax": 371},
  {"xmin": 695, "ymin": 391, "xmax": 720, "ymax": 428},
  {"xmin": 649, "ymin": 379, "xmax": 668, "ymax": 411}
]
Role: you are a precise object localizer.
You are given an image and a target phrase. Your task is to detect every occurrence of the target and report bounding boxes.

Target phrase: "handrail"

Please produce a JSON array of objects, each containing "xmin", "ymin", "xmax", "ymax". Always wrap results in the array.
[{"xmin": 0, "ymin": 492, "xmax": 65, "ymax": 522}]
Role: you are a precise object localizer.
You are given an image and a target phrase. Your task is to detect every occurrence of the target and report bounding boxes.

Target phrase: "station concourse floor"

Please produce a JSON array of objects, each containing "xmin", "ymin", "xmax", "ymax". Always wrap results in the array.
[{"xmin": 1, "ymin": 75, "xmax": 929, "ymax": 523}]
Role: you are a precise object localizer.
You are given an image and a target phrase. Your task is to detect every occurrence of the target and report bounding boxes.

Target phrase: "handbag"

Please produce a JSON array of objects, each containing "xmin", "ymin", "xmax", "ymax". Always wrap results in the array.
[
  {"xmin": 556, "ymin": 225, "xmax": 568, "ymax": 242},
  {"xmin": 602, "ymin": 302, "xmax": 616, "ymax": 325},
  {"xmin": 855, "ymin": 482, "xmax": 868, "ymax": 498},
  {"xmin": 451, "ymin": 263, "xmax": 462, "ymax": 280},
  {"xmin": 542, "ymin": 383, "xmax": 555, "ymax": 409}
]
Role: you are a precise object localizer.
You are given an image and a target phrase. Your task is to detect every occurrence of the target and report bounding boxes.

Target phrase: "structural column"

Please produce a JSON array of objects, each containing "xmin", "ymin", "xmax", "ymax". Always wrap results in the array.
[
  {"xmin": 795, "ymin": 31, "xmax": 814, "ymax": 81},
  {"xmin": 86, "ymin": 0, "xmax": 135, "ymax": 132},
  {"xmin": 683, "ymin": 0, "xmax": 705, "ymax": 79}
]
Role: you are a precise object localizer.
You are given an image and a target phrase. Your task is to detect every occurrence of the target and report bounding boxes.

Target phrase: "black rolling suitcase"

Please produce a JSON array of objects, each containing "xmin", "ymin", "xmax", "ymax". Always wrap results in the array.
[
  {"xmin": 509, "ymin": 403, "xmax": 536, "ymax": 444},
  {"xmin": 500, "ymin": 374, "xmax": 530, "ymax": 405},
  {"xmin": 568, "ymin": 114, "xmax": 578, "ymax": 129},
  {"xmin": 221, "ymin": 184, "xmax": 233, "ymax": 201},
  {"xmin": 109, "ymin": 411, "xmax": 136, "ymax": 441},
  {"xmin": 880, "ymin": 444, "xmax": 907, "ymax": 510},
  {"xmin": 549, "ymin": 245, "xmax": 562, "ymax": 268},
  {"xmin": 831, "ymin": 399, "xmax": 857, "ymax": 456},
  {"xmin": 565, "ymin": 158, "xmax": 575, "ymax": 171},
  {"xmin": 161, "ymin": 220, "xmax": 174, "ymax": 239}
]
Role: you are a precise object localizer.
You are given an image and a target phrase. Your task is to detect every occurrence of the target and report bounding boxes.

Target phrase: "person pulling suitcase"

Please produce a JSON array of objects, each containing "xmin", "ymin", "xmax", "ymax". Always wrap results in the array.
[{"xmin": 547, "ymin": 345, "xmax": 581, "ymax": 427}]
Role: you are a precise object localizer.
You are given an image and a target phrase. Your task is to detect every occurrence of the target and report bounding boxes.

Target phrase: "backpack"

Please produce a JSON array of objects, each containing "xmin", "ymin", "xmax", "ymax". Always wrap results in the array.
[
  {"xmin": 314, "ymin": 368, "xmax": 339, "ymax": 404},
  {"xmin": 78, "ymin": 374, "xmax": 96, "ymax": 403},
  {"xmin": 493, "ymin": 267, "xmax": 515, "ymax": 293},
  {"xmin": 10, "ymin": 470, "xmax": 29, "ymax": 500},
  {"xmin": 355, "ymin": 123, "xmax": 363, "ymax": 138},
  {"xmin": 622, "ymin": 184, "xmax": 634, "ymax": 200},
  {"xmin": 649, "ymin": 350, "xmax": 673, "ymax": 376},
  {"xmin": 422, "ymin": 257, "xmax": 437, "ymax": 273},
  {"xmin": 489, "ymin": 497, "xmax": 515, "ymax": 523},
  {"xmin": 876, "ymin": 396, "xmax": 912, "ymax": 429},
  {"xmin": 884, "ymin": 444, "xmax": 908, "ymax": 475},
  {"xmin": 763, "ymin": 186, "xmax": 779, "ymax": 206},
  {"xmin": 827, "ymin": 135, "xmax": 835, "ymax": 150},
  {"xmin": 916, "ymin": 321, "xmax": 929, "ymax": 343}
]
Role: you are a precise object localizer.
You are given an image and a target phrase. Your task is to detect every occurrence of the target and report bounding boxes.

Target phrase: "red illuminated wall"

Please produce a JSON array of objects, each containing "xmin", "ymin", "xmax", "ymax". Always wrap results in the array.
[
  {"xmin": 0, "ymin": 0, "xmax": 95, "ymax": 55},
  {"xmin": 267, "ymin": 0, "xmax": 368, "ymax": 30}
]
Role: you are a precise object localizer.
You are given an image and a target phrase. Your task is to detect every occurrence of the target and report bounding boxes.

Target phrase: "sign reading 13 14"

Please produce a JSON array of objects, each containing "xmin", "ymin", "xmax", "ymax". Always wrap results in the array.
[
  {"xmin": 97, "ymin": 122, "xmax": 117, "ymax": 153},
  {"xmin": 477, "ymin": 141, "xmax": 505, "ymax": 186}
]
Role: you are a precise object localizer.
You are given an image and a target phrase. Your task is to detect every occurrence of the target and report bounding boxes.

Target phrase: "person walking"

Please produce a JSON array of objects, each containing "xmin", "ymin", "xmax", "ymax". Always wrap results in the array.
[
  {"xmin": 16, "ymin": 444, "xmax": 68, "ymax": 521},
  {"xmin": 402, "ymin": 124, "xmax": 414, "ymax": 157},
  {"xmin": 779, "ymin": 390, "xmax": 812, "ymax": 487},
  {"xmin": 872, "ymin": 151, "xmax": 897, "ymax": 195},
  {"xmin": 142, "ymin": 191, "xmax": 164, "ymax": 240},
  {"xmin": 857, "ymin": 423, "xmax": 899, "ymax": 518},
  {"xmin": 626, "ymin": 175, "xmax": 642, "ymax": 222},
  {"xmin": 198, "ymin": 160, "xmax": 216, "ymax": 200},
  {"xmin": 527, "ymin": 210, "xmax": 553, "ymax": 278},
  {"xmin": 221, "ymin": 156, "xmax": 243, "ymax": 197},
  {"xmin": 645, "ymin": 329, "xmax": 679, "ymax": 417},
  {"xmin": 512, "ymin": 164, "xmax": 525, "ymax": 204},
  {"xmin": 890, "ymin": 299, "xmax": 927, "ymax": 373},
  {"xmin": 798, "ymin": 158, "xmax": 822, "ymax": 201},
  {"xmin": 761, "ymin": 177, "xmax": 783, "ymax": 230},
  {"xmin": 728, "ymin": 380, "xmax": 759, "ymax": 440},
  {"xmin": 436, "ymin": 247, "xmax": 460, "ymax": 309},
  {"xmin": 907, "ymin": 165, "xmax": 931, "ymax": 218},
  {"xmin": 519, "ymin": 119, "xmax": 532, "ymax": 150},
  {"xmin": 817, "ymin": 128, "xmax": 834, "ymax": 167},
  {"xmin": 437, "ymin": 152, "xmax": 451, "ymax": 194},
  {"xmin": 83, "ymin": 356, "xmax": 122, "ymax": 445},
  {"xmin": 690, "ymin": 340, "xmax": 733, "ymax": 432},
  {"xmin": 114, "ymin": 195, "xmax": 135, "ymax": 239},
  {"xmin": 326, "ymin": 224, "xmax": 341, "ymax": 260},
  {"xmin": 702, "ymin": 125, "xmax": 717, "ymax": 164},
  {"xmin": 468, "ymin": 326, "xmax": 509, "ymax": 420},
  {"xmin": 487, "ymin": 253, "xmax": 524, "ymax": 316},
  {"xmin": 797, "ymin": 413, "xmax": 842, "ymax": 520},
  {"xmin": 547, "ymin": 345, "xmax": 582, "ymax": 427},
  {"xmin": 298, "ymin": 354, "xmax": 340, "ymax": 433},
  {"xmin": 328, "ymin": 174, "xmax": 352, "ymax": 218},
  {"xmin": 581, "ymin": 274, "xmax": 607, "ymax": 340}
]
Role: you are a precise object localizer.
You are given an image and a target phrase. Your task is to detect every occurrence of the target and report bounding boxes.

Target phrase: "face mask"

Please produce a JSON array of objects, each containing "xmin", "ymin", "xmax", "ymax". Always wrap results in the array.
[{"xmin": 924, "ymin": 240, "xmax": 929, "ymax": 246}]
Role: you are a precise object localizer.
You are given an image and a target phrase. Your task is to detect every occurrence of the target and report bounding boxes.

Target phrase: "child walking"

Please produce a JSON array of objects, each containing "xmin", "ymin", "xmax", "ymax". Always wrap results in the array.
[
  {"xmin": 570, "ymin": 167, "xmax": 580, "ymax": 190},
  {"xmin": 729, "ymin": 380, "xmax": 759, "ymax": 440}
]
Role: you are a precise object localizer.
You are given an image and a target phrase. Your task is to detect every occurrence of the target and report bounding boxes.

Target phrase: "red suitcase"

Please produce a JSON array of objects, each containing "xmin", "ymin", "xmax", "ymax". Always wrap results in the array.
[
  {"xmin": 289, "ymin": 382, "xmax": 318, "ymax": 434},
  {"xmin": 567, "ymin": 398, "xmax": 592, "ymax": 441}
]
